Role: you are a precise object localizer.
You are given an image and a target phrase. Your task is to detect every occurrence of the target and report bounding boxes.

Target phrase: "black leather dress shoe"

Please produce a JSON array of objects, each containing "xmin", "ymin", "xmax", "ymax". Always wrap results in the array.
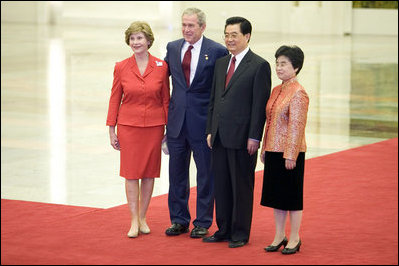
[
  {"xmin": 190, "ymin": 226, "xmax": 208, "ymax": 238},
  {"xmin": 264, "ymin": 237, "xmax": 288, "ymax": 252},
  {"xmin": 228, "ymin": 240, "xmax": 248, "ymax": 248},
  {"xmin": 165, "ymin": 223, "xmax": 189, "ymax": 236},
  {"xmin": 202, "ymin": 234, "xmax": 229, "ymax": 243}
]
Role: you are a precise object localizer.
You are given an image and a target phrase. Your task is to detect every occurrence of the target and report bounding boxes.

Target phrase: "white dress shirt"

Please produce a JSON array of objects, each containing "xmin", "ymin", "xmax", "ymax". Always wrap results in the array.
[
  {"xmin": 226, "ymin": 46, "xmax": 250, "ymax": 73},
  {"xmin": 181, "ymin": 36, "xmax": 203, "ymax": 85}
]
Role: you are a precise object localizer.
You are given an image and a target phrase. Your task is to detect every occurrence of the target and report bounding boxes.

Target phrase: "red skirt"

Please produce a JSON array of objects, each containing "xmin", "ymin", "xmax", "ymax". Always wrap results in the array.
[{"xmin": 117, "ymin": 124, "xmax": 164, "ymax": 179}]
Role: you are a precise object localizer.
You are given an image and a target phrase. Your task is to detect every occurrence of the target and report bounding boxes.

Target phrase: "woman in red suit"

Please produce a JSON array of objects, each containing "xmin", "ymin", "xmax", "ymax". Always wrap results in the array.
[{"xmin": 106, "ymin": 21, "xmax": 170, "ymax": 238}]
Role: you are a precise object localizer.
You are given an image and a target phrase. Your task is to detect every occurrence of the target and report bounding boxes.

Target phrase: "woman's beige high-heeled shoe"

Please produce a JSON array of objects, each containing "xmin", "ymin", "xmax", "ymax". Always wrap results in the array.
[
  {"xmin": 139, "ymin": 221, "xmax": 150, "ymax": 234},
  {"xmin": 127, "ymin": 226, "xmax": 139, "ymax": 238}
]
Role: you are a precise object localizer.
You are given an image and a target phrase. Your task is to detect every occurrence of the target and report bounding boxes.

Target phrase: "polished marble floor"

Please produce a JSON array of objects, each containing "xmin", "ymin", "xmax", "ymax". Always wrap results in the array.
[{"xmin": 1, "ymin": 23, "xmax": 398, "ymax": 208}]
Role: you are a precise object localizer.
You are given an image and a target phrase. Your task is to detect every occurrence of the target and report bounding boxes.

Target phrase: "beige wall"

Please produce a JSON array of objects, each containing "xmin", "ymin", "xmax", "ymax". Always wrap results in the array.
[
  {"xmin": 1, "ymin": 1, "xmax": 40, "ymax": 23},
  {"xmin": 352, "ymin": 8, "xmax": 398, "ymax": 35},
  {"xmin": 1, "ymin": 1, "xmax": 397, "ymax": 36}
]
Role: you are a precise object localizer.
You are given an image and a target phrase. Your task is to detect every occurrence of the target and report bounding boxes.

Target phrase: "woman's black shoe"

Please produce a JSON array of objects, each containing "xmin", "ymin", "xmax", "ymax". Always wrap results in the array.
[
  {"xmin": 264, "ymin": 237, "xmax": 288, "ymax": 252},
  {"xmin": 281, "ymin": 239, "xmax": 301, "ymax": 255}
]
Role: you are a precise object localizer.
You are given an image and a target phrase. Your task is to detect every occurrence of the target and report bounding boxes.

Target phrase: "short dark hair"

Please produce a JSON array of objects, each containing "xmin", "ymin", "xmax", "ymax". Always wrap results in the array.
[
  {"xmin": 275, "ymin": 45, "xmax": 304, "ymax": 75},
  {"xmin": 225, "ymin": 16, "xmax": 252, "ymax": 42}
]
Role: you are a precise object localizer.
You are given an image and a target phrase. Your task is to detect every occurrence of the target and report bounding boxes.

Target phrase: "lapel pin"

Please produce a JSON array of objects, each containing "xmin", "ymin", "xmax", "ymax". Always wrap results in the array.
[{"xmin": 205, "ymin": 54, "xmax": 209, "ymax": 60}]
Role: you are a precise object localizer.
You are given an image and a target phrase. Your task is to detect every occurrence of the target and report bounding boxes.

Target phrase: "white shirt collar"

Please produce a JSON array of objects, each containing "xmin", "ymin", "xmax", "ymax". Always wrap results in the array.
[
  {"xmin": 183, "ymin": 35, "xmax": 203, "ymax": 51},
  {"xmin": 232, "ymin": 46, "xmax": 249, "ymax": 62},
  {"xmin": 228, "ymin": 46, "xmax": 249, "ymax": 71}
]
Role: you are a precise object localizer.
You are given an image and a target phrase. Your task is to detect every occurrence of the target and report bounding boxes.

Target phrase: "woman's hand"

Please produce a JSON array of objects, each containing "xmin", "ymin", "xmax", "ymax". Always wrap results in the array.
[
  {"xmin": 109, "ymin": 126, "xmax": 120, "ymax": 150},
  {"xmin": 285, "ymin": 158, "xmax": 296, "ymax": 170},
  {"xmin": 260, "ymin": 151, "xmax": 265, "ymax": 164}
]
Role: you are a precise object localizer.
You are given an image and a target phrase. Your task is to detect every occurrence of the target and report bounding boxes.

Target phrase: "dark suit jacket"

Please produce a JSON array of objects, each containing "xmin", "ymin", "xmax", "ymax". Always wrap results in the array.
[
  {"xmin": 165, "ymin": 36, "xmax": 228, "ymax": 140},
  {"xmin": 206, "ymin": 49, "xmax": 271, "ymax": 149}
]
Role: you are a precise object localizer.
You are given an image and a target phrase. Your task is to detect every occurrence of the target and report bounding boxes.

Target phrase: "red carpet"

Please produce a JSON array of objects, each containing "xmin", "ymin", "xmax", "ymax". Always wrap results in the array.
[{"xmin": 1, "ymin": 138, "xmax": 398, "ymax": 265}]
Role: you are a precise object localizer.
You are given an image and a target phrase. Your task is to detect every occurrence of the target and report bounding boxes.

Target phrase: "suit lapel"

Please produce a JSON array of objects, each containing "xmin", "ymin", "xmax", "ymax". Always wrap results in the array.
[
  {"xmin": 190, "ymin": 37, "xmax": 210, "ymax": 86},
  {"xmin": 130, "ymin": 53, "xmax": 155, "ymax": 80},
  {"xmin": 219, "ymin": 56, "xmax": 231, "ymax": 95},
  {"xmin": 176, "ymin": 39, "xmax": 187, "ymax": 87},
  {"xmin": 130, "ymin": 55, "xmax": 142, "ymax": 79},
  {"xmin": 224, "ymin": 49, "xmax": 253, "ymax": 92},
  {"xmin": 142, "ymin": 54, "xmax": 155, "ymax": 78}
]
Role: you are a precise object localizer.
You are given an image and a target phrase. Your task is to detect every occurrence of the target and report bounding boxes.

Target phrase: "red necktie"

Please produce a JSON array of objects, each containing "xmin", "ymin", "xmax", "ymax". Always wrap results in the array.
[
  {"xmin": 225, "ymin": 56, "xmax": 236, "ymax": 88},
  {"xmin": 182, "ymin": 45, "xmax": 193, "ymax": 87}
]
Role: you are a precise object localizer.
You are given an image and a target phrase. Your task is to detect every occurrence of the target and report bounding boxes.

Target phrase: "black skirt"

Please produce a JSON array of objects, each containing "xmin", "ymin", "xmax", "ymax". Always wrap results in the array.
[{"xmin": 260, "ymin": 152, "xmax": 305, "ymax": 210}]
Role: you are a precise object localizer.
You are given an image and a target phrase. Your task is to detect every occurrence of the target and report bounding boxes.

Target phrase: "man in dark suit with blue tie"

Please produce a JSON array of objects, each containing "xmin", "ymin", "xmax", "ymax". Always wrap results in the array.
[
  {"xmin": 164, "ymin": 7, "xmax": 228, "ymax": 238},
  {"xmin": 203, "ymin": 17, "xmax": 271, "ymax": 248}
]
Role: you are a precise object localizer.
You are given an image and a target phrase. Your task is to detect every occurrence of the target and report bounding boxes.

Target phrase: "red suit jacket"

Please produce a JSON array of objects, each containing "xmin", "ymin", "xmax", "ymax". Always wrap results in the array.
[{"xmin": 106, "ymin": 53, "xmax": 170, "ymax": 127}]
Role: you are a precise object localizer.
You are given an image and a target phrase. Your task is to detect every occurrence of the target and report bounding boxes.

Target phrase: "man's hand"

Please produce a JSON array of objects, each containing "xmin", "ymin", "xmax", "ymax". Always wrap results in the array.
[
  {"xmin": 207, "ymin": 134, "xmax": 212, "ymax": 149},
  {"xmin": 247, "ymin": 139, "xmax": 259, "ymax": 155}
]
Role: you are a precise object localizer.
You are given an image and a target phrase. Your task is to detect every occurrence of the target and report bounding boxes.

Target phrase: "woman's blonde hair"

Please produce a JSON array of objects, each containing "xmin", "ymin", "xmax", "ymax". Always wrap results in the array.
[{"xmin": 124, "ymin": 21, "xmax": 154, "ymax": 49}]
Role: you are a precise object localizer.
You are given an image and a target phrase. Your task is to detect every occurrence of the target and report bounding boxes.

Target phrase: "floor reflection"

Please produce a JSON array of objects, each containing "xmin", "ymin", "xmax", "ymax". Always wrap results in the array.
[
  {"xmin": 1, "ymin": 23, "xmax": 398, "ymax": 208},
  {"xmin": 48, "ymin": 37, "xmax": 67, "ymax": 204}
]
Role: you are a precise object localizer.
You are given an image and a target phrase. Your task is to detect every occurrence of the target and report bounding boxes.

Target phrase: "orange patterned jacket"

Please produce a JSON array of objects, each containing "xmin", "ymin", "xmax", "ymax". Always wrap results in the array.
[{"xmin": 261, "ymin": 77, "xmax": 309, "ymax": 161}]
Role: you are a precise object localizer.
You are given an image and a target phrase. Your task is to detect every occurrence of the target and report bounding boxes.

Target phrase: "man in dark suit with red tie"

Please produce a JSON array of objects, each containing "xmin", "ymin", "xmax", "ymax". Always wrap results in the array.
[
  {"xmin": 164, "ymin": 7, "xmax": 228, "ymax": 238},
  {"xmin": 203, "ymin": 16, "xmax": 271, "ymax": 248}
]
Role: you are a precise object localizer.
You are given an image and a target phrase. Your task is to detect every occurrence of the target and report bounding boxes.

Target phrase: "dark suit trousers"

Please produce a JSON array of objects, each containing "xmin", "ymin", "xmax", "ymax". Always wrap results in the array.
[
  {"xmin": 167, "ymin": 119, "xmax": 214, "ymax": 228},
  {"xmin": 212, "ymin": 133, "xmax": 257, "ymax": 242}
]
